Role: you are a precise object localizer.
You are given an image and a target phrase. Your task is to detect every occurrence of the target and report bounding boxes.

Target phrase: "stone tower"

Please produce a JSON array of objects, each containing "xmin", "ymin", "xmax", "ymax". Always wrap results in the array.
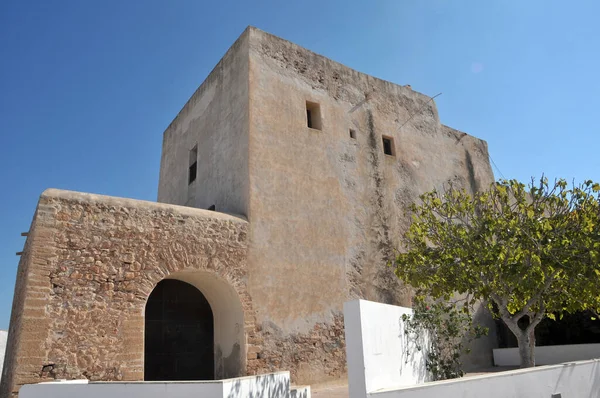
[
  {"xmin": 157, "ymin": 26, "xmax": 495, "ymax": 379},
  {"xmin": 1, "ymin": 26, "xmax": 495, "ymax": 397}
]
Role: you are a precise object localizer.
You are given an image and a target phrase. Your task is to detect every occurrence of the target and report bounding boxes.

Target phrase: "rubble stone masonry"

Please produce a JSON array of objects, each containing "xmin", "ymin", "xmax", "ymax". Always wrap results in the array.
[
  {"xmin": 1, "ymin": 190, "xmax": 257, "ymax": 396},
  {"xmin": 2, "ymin": 189, "xmax": 347, "ymax": 396}
]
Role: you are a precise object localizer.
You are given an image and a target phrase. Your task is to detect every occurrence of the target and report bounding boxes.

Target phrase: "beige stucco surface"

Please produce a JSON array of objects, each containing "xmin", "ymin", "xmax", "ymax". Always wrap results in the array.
[
  {"xmin": 245, "ymin": 27, "xmax": 495, "ymax": 368},
  {"xmin": 157, "ymin": 29, "xmax": 250, "ymax": 216}
]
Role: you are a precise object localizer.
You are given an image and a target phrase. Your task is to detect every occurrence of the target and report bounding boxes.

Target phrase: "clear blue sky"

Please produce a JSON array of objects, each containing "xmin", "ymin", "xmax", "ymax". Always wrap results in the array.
[{"xmin": 1, "ymin": 1, "xmax": 599, "ymax": 329}]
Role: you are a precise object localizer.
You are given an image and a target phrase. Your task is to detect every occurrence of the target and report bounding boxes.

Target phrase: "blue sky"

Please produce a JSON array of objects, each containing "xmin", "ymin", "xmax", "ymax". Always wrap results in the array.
[{"xmin": 1, "ymin": 1, "xmax": 599, "ymax": 329}]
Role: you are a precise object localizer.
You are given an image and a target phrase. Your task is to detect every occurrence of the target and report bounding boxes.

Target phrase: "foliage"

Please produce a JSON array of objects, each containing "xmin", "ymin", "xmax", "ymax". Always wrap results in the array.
[
  {"xmin": 401, "ymin": 297, "xmax": 488, "ymax": 381},
  {"xmin": 394, "ymin": 177, "xmax": 600, "ymax": 367}
]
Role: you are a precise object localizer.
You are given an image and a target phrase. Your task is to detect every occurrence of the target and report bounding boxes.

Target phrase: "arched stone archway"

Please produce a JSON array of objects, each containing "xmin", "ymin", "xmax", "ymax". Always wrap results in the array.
[
  {"xmin": 0, "ymin": 190, "xmax": 257, "ymax": 397},
  {"xmin": 149, "ymin": 270, "xmax": 247, "ymax": 379},
  {"xmin": 144, "ymin": 279, "xmax": 214, "ymax": 381}
]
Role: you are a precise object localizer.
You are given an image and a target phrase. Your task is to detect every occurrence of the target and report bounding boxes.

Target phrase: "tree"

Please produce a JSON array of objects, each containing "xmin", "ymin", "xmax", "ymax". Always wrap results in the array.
[
  {"xmin": 393, "ymin": 177, "xmax": 600, "ymax": 368},
  {"xmin": 401, "ymin": 298, "xmax": 488, "ymax": 380}
]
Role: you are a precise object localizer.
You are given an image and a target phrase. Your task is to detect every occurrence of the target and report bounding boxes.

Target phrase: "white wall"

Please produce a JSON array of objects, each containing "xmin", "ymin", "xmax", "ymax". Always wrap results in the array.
[
  {"xmin": 19, "ymin": 372, "xmax": 290, "ymax": 398},
  {"xmin": 0, "ymin": 330, "xmax": 7, "ymax": 382},
  {"xmin": 369, "ymin": 359, "xmax": 600, "ymax": 398},
  {"xmin": 290, "ymin": 385, "xmax": 311, "ymax": 398},
  {"xmin": 344, "ymin": 300, "xmax": 429, "ymax": 398},
  {"xmin": 221, "ymin": 372, "xmax": 290, "ymax": 398},
  {"xmin": 493, "ymin": 343, "xmax": 600, "ymax": 367}
]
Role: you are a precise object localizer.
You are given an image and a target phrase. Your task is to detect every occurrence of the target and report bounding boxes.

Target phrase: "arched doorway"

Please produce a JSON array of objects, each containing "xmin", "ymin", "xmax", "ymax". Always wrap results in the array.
[{"xmin": 144, "ymin": 279, "xmax": 214, "ymax": 381}]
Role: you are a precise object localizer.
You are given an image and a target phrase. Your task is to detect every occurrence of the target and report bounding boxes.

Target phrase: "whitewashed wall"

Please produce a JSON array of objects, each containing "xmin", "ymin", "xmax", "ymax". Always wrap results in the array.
[
  {"xmin": 19, "ymin": 372, "xmax": 290, "ymax": 398},
  {"xmin": 493, "ymin": 343, "xmax": 600, "ymax": 367},
  {"xmin": 290, "ymin": 385, "xmax": 311, "ymax": 398},
  {"xmin": 0, "ymin": 330, "xmax": 7, "ymax": 382},
  {"xmin": 344, "ymin": 300, "xmax": 429, "ymax": 398},
  {"xmin": 370, "ymin": 359, "xmax": 600, "ymax": 398}
]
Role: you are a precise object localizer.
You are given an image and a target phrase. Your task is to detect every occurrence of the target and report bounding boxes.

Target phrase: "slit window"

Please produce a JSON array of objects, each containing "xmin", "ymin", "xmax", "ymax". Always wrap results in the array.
[
  {"xmin": 306, "ymin": 101, "xmax": 322, "ymax": 130},
  {"xmin": 382, "ymin": 136, "xmax": 395, "ymax": 156},
  {"xmin": 188, "ymin": 145, "xmax": 198, "ymax": 184},
  {"xmin": 349, "ymin": 129, "xmax": 356, "ymax": 139}
]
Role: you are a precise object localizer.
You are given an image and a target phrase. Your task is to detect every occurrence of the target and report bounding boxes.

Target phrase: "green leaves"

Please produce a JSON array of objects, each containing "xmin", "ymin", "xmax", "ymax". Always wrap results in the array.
[
  {"xmin": 394, "ymin": 176, "xmax": 600, "ymax": 365},
  {"xmin": 402, "ymin": 298, "xmax": 488, "ymax": 380}
]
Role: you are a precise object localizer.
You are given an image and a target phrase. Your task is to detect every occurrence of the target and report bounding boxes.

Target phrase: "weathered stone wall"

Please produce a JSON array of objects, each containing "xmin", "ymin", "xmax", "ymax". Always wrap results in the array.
[
  {"xmin": 0, "ymin": 189, "xmax": 255, "ymax": 397},
  {"xmin": 0, "ymin": 208, "xmax": 42, "ymax": 396},
  {"xmin": 255, "ymin": 313, "xmax": 346, "ymax": 383},
  {"xmin": 245, "ymin": 27, "xmax": 496, "ymax": 383}
]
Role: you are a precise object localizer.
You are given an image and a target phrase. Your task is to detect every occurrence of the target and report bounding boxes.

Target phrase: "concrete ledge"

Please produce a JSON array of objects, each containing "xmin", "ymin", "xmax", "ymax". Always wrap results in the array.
[
  {"xmin": 368, "ymin": 359, "xmax": 600, "ymax": 398},
  {"xmin": 20, "ymin": 372, "xmax": 291, "ymax": 398},
  {"xmin": 493, "ymin": 343, "xmax": 600, "ymax": 367}
]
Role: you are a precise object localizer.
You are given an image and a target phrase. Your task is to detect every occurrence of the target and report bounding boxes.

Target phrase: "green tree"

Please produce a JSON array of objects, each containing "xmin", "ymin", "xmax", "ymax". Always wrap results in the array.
[
  {"xmin": 401, "ymin": 298, "xmax": 488, "ymax": 380},
  {"xmin": 394, "ymin": 177, "xmax": 600, "ymax": 368}
]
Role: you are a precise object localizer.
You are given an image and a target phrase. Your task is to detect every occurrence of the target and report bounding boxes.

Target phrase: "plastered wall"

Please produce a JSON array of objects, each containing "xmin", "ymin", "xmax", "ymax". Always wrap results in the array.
[
  {"xmin": 344, "ymin": 300, "xmax": 429, "ymax": 398},
  {"xmin": 370, "ymin": 360, "xmax": 600, "ymax": 398},
  {"xmin": 157, "ymin": 29, "xmax": 250, "ymax": 216},
  {"xmin": 244, "ymin": 27, "xmax": 495, "ymax": 382}
]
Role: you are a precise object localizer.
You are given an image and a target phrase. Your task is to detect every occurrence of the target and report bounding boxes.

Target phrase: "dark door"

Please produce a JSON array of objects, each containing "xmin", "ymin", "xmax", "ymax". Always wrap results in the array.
[{"xmin": 144, "ymin": 279, "xmax": 214, "ymax": 380}]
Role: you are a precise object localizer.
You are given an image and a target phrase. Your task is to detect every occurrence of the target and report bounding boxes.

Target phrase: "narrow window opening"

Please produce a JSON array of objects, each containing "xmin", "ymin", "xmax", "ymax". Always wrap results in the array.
[
  {"xmin": 188, "ymin": 163, "xmax": 197, "ymax": 184},
  {"xmin": 188, "ymin": 145, "xmax": 198, "ymax": 184},
  {"xmin": 306, "ymin": 101, "xmax": 322, "ymax": 130},
  {"xmin": 349, "ymin": 129, "xmax": 356, "ymax": 139},
  {"xmin": 382, "ymin": 136, "xmax": 395, "ymax": 156}
]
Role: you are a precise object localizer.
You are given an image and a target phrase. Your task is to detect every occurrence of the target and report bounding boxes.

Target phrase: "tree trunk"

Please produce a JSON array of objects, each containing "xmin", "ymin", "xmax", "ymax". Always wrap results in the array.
[
  {"xmin": 529, "ymin": 327, "xmax": 535, "ymax": 365},
  {"xmin": 516, "ymin": 329, "xmax": 535, "ymax": 368},
  {"xmin": 496, "ymin": 301, "xmax": 543, "ymax": 369}
]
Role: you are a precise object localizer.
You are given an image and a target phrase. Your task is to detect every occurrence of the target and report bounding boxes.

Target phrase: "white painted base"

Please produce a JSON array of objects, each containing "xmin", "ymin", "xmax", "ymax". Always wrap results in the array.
[
  {"xmin": 493, "ymin": 343, "xmax": 600, "ymax": 366},
  {"xmin": 0, "ymin": 330, "xmax": 7, "ymax": 382},
  {"xmin": 290, "ymin": 385, "xmax": 311, "ymax": 398},
  {"xmin": 19, "ymin": 372, "xmax": 291, "ymax": 398},
  {"xmin": 344, "ymin": 299, "xmax": 429, "ymax": 398},
  {"xmin": 369, "ymin": 359, "xmax": 600, "ymax": 398}
]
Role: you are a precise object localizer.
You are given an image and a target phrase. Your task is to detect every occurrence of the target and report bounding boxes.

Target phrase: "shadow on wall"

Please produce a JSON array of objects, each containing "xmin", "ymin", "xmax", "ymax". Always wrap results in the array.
[
  {"xmin": 216, "ymin": 343, "xmax": 242, "ymax": 379},
  {"xmin": 574, "ymin": 360, "xmax": 600, "ymax": 397},
  {"xmin": 344, "ymin": 299, "xmax": 430, "ymax": 398},
  {"xmin": 224, "ymin": 372, "xmax": 290, "ymax": 398},
  {"xmin": 290, "ymin": 387, "xmax": 310, "ymax": 398},
  {"xmin": 462, "ymin": 303, "xmax": 498, "ymax": 372},
  {"xmin": 398, "ymin": 318, "xmax": 430, "ymax": 383},
  {"xmin": 164, "ymin": 270, "xmax": 247, "ymax": 379}
]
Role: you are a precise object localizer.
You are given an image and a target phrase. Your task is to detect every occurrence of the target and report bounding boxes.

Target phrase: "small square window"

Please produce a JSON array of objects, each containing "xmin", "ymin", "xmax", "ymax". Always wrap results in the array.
[
  {"xmin": 306, "ymin": 101, "xmax": 322, "ymax": 130},
  {"xmin": 382, "ymin": 136, "xmax": 395, "ymax": 156},
  {"xmin": 349, "ymin": 129, "xmax": 356, "ymax": 139}
]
